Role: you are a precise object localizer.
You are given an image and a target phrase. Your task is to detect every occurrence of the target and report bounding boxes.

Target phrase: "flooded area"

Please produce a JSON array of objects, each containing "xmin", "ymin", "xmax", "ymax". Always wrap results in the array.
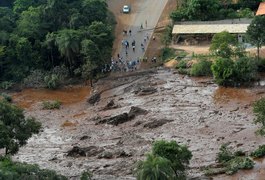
[
  {"xmin": 12, "ymin": 86, "xmax": 91, "ymax": 109},
  {"xmin": 11, "ymin": 68, "xmax": 265, "ymax": 179}
]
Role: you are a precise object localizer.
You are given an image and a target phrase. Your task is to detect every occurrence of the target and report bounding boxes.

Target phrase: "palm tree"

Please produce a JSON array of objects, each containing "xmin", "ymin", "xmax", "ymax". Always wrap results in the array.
[
  {"xmin": 55, "ymin": 29, "xmax": 80, "ymax": 74},
  {"xmin": 136, "ymin": 154, "xmax": 177, "ymax": 180}
]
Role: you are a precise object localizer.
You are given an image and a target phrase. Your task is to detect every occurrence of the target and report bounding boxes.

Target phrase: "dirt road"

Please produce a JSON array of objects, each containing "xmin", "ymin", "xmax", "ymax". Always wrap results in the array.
[{"xmin": 108, "ymin": 0, "xmax": 168, "ymax": 63}]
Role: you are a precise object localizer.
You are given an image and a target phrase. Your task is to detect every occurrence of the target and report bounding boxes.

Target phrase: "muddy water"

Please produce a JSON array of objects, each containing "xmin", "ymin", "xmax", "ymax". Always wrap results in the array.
[
  {"xmin": 11, "ymin": 69, "xmax": 265, "ymax": 179},
  {"xmin": 12, "ymin": 86, "xmax": 91, "ymax": 109}
]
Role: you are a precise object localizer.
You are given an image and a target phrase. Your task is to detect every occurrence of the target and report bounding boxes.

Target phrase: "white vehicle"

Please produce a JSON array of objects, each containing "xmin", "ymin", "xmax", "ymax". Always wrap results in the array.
[{"xmin": 122, "ymin": 5, "xmax": 130, "ymax": 13}]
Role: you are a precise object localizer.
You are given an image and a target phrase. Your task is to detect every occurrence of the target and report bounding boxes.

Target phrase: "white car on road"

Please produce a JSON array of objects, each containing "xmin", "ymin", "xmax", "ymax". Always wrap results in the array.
[{"xmin": 123, "ymin": 5, "xmax": 130, "ymax": 13}]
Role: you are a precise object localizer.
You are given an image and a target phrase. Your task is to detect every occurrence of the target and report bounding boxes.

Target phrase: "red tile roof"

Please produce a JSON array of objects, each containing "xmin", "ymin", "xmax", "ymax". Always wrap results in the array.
[{"xmin": 256, "ymin": 2, "xmax": 265, "ymax": 16}]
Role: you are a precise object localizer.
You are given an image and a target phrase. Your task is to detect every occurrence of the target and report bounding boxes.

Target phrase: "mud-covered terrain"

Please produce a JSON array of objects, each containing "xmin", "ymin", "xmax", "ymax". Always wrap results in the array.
[{"xmin": 13, "ymin": 68, "xmax": 265, "ymax": 179}]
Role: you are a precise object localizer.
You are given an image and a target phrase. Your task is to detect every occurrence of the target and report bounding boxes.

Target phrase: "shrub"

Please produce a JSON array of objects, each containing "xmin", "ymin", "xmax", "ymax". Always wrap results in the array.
[
  {"xmin": 253, "ymin": 98, "xmax": 265, "ymax": 136},
  {"xmin": 23, "ymin": 69, "xmax": 46, "ymax": 88},
  {"xmin": 0, "ymin": 93, "xmax": 12, "ymax": 102},
  {"xmin": 211, "ymin": 57, "xmax": 256, "ymax": 86},
  {"xmin": 80, "ymin": 171, "xmax": 92, "ymax": 180},
  {"xmin": 0, "ymin": 81, "xmax": 13, "ymax": 90},
  {"xmin": 217, "ymin": 144, "xmax": 235, "ymax": 164},
  {"xmin": 176, "ymin": 60, "xmax": 187, "ymax": 69},
  {"xmin": 44, "ymin": 74, "xmax": 60, "ymax": 89},
  {"xmin": 251, "ymin": 145, "xmax": 265, "ymax": 158},
  {"xmin": 225, "ymin": 157, "xmax": 254, "ymax": 175},
  {"xmin": 0, "ymin": 157, "xmax": 67, "ymax": 179},
  {"xmin": 161, "ymin": 48, "xmax": 175, "ymax": 61},
  {"xmin": 42, "ymin": 100, "xmax": 61, "ymax": 110},
  {"xmin": 190, "ymin": 59, "xmax": 212, "ymax": 76}
]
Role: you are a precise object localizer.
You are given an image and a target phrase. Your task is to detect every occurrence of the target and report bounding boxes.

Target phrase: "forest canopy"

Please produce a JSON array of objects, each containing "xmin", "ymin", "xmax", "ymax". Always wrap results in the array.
[{"xmin": 0, "ymin": 0, "xmax": 114, "ymax": 83}]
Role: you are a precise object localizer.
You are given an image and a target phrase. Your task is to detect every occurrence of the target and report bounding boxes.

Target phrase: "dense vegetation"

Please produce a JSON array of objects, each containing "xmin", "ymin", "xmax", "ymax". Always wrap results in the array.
[
  {"xmin": 0, "ymin": 100, "xmax": 41, "ymax": 155},
  {"xmin": 0, "ymin": 156, "xmax": 67, "ymax": 180},
  {"xmin": 135, "ymin": 140, "xmax": 192, "ymax": 180},
  {"xmin": 171, "ymin": 0, "xmax": 261, "ymax": 22},
  {"xmin": 0, "ymin": 0, "xmax": 114, "ymax": 87}
]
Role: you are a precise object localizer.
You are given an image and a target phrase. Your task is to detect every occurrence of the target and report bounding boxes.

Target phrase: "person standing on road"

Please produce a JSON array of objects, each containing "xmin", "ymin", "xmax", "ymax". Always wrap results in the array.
[
  {"xmin": 140, "ymin": 23, "xmax": 143, "ymax": 29},
  {"xmin": 129, "ymin": 29, "xmax": 132, "ymax": 36},
  {"xmin": 145, "ymin": 20, "xmax": 147, "ymax": 27}
]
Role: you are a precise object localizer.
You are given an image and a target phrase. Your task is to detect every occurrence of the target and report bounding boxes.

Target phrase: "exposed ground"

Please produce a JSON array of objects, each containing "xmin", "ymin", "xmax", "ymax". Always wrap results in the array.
[{"xmin": 9, "ymin": 0, "xmax": 265, "ymax": 180}]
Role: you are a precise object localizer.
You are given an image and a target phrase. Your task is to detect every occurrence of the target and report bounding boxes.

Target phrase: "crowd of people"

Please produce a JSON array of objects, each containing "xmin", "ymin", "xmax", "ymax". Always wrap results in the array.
[{"xmin": 102, "ymin": 21, "xmax": 157, "ymax": 73}]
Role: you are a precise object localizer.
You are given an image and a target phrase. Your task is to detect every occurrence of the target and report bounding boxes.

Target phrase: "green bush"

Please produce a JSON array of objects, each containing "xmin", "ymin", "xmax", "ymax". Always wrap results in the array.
[
  {"xmin": 190, "ymin": 59, "xmax": 212, "ymax": 76},
  {"xmin": 0, "ymin": 157, "xmax": 67, "ymax": 180},
  {"xmin": 251, "ymin": 145, "xmax": 265, "ymax": 158},
  {"xmin": 23, "ymin": 70, "xmax": 46, "ymax": 88},
  {"xmin": 44, "ymin": 74, "xmax": 60, "ymax": 89},
  {"xmin": 42, "ymin": 100, "xmax": 61, "ymax": 110},
  {"xmin": 217, "ymin": 144, "xmax": 235, "ymax": 164},
  {"xmin": 253, "ymin": 98, "xmax": 265, "ymax": 136},
  {"xmin": 161, "ymin": 48, "xmax": 175, "ymax": 61},
  {"xmin": 211, "ymin": 57, "xmax": 256, "ymax": 86},
  {"xmin": 0, "ymin": 93, "xmax": 12, "ymax": 102},
  {"xmin": 80, "ymin": 171, "xmax": 92, "ymax": 180},
  {"xmin": 0, "ymin": 81, "xmax": 13, "ymax": 90},
  {"xmin": 225, "ymin": 157, "xmax": 254, "ymax": 175},
  {"xmin": 176, "ymin": 60, "xmax": 187, "ymax": 69}
]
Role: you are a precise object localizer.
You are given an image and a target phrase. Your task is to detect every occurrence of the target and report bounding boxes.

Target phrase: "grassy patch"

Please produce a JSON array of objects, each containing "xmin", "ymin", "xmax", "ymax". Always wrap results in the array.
[
  {"xmin": 0, "ymin": 93, "xmax": 12, "ymax": 102},
  {"xmin": 225, "ymin": 157, "xmax": 254, "ymax": 175},
  {"xmin": 42, "ymin": 100, "xmax": 61, "ymax": 110}
]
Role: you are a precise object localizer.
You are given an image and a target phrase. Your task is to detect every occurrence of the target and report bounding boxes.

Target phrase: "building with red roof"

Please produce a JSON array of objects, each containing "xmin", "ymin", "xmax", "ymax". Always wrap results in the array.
[{"xmin": 256, "ymin": 2, "xmax": 265, "ymax": 16}]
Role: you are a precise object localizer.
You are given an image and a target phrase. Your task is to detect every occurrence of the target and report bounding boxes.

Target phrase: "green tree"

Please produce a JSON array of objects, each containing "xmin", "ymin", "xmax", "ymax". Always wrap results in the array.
[
  {"xmin": 0, "ymin": 100, "xmax": 41, "ymax": 155},
  {"xmin": 152, "ymin": 140, "xmax": 192, "ymax": 178},
  {"xmin": 55, "ymin": 29, "xmax": 81, "ymax": 73},
  {"xmin": 0, "ymin": 7, "xmax": 16, "ymax": 33},
  {"xmin": 17, "ymin": 6, "xmax": 44, "ymax": 40},
  {"xmin": 13, "ymin": 0, "xmax": 35, "ymax": 14},
  {"xmin": 211, "ymin": 58, "xmax": 235, "ymax": 86},
  {"xmin": 136, "ymin": 153, "xmax": 177, "ymax": 180},
  {"xmin": 82, "ymin": 0, "xmax": 108, "ymax": 24},
  {"xmin": 246, "ymin": 16, "xmax": 265, "ymax": 60},
  {"xmin": 210, "ymin": 31, "xmax": 237, "ymax": 58}
]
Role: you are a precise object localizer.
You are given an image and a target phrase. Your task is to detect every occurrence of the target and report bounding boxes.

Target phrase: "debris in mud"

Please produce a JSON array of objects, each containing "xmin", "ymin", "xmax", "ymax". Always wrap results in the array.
[
  {"xmin": 97, "ymin": 149, "xmax": 132, "ymax": 159},
  {"xmin": 80, "ymin": 135, "xmax": 90, "ymax": 140},
  {"xmin": 67, "ymin": 146, "xmax": 103, "ymax": 157},
  {"xmin": 87, "ymin": 92, "xmax": 101, "ymax": 105},
  {"xmin": 135, "ymin": 87, "xmax": 157, "ymax": 95},
  {"xmin": 144, "ymin": 119, "xmax": 174, "ymax": 128},
  {"xmin": 102, "ymin": 99, "xmax": 120, "ymax": 110},
  {"xmin": 96, "ymin": 106, "xmax": 148, "ymax": 125},
  {"xmin": 128, "ymin": 106, "xmax": 148, "ymax": 118},
  {"xmin": 96, "ymin": 113, "xmax": 130, "ymax": 126}
]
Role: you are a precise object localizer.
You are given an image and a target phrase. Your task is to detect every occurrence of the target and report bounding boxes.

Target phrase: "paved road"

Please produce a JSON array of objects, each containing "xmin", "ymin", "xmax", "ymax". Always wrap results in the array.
[{"xmin": 114, "ymin": 0, "xmax": 168, "ymax": 70}]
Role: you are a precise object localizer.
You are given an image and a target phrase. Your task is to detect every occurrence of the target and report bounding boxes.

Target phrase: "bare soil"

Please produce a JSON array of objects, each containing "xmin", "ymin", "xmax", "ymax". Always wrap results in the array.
[{"xmin": 9, "ymin": 1, "xmax": 265, "ymax": 180}]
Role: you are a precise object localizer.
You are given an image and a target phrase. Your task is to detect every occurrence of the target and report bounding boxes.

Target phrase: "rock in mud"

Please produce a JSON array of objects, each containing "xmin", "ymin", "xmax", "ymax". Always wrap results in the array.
[
  {"xmin": 67, "ymin": 146, "xmax": 103, "ymax": 157},
  {"xmin": 80, "ymin": 135, "xmax": 90, "ymax": 140},
  {"xmin": 128, "ymin": 106, "xmax": 148, "ymax": 119},
  {"xmin": 135, "ymin": 87, "xmax": 157, "ymax": 95},
  {"xmin": 87, "ymin": 92, "xmax": 101, "ymax": 105},
  {"xmin": 144, "ymin": 119, "xmax": 174, "ymax": 129},
  {"xmin": 96, "ymin": 113, "xmax": 130, "ymax": 126},
  {"xmin": 102, "ymin": 99, "xmax": 120, "ymax": 110}
]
